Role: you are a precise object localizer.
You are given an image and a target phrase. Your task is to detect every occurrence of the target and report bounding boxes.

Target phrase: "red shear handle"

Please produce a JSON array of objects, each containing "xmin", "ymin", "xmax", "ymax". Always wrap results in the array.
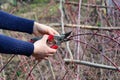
[
  {"xmin": 50, "ymin": 45, "xmax": 58, "ymax": 49},
  {"xmin": 48, "ymin": 35, "xmax": 54, "ymax": 41},
  {"xmin": 30, "ymin": 35, "xmax": 58, "ymax": 49},
  {"xmin": 48, "ymin": 35, "xmax": 58, "ymax": 49}
]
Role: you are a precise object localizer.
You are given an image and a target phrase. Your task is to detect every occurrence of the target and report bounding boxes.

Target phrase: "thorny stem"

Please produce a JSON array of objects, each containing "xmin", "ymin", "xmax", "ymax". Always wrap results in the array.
[
  {"xmin": 0, "ymin": 55, "xmax": 15, "ymax": 73},
  {"xmin": 61, "ymin": 63, "xmax": 77, "ymax": 80},
  {"xmin": 61, "ymin": 69, "xmax": 69, "ymax": 80},
  {"xmin": 72, "ymin": 39, "xmax": 120, "ymax": 72},
  {"xmin": 26, "ymin": 61, "xmax": 40, "ymax": 80},
  {"xmin": 112, "ymin": 0, "xmax": 120, "ymax": 11},
  {"xmin": 64, "ymin": 31, "xmax": 120, "ymax": 71},
  {"xmin": 11, "ymin": 57, "xmax": 34, "ymax": 79},
  {"xmin": 69, "ymin": 32, "xmax": 120, "ymax": 45},
  {"xmin": 81, "ymin": 31, "xmax": 99, "ymax": 61},
  {"xmin": 56, "ymin": 49, "xmax": 77, "ymax": 80}
]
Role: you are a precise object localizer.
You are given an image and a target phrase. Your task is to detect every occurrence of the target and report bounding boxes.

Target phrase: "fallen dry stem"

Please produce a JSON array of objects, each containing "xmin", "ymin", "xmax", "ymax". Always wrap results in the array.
[
  {"xmin": 50, "ymin": 23, "xmax": 120, "ymax": 30},
  {"xmin": 64, "ymin": 59, "xmax": 120, "ymax": 71},
  {"xmin": 56, "ymin": 0, "xmax": 116, "ymax": 9}
]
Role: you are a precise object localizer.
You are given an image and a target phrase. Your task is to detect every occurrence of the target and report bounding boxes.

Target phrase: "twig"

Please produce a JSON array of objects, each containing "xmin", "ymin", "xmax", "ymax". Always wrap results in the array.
[
  {"xmin": 56, "ymin": 0, "xmax": 116, "ymax": 9},
  {"xmin": 64, "ymin": 59, "xmax": 120, "ymax": 71},
  {"xmin": 72, "ymin": 1, "xmax": 115, "ymax": 9},
  {"xmin": 68, "ymin": 32, "xmax": 120, "ymax": 47},
  {"xmin": 76, "ymin": 0, "xmax": 82, "ymax": 79},
  {"xmin": 60, "ymin": 0, "xmax": 73, "ymax": 59},
  {"xmin": 59, "ymin": 0, "xmax": 65, "ymax": 34},
  {"xmin": 48, "ymin": 59, "xmax": 56, "ymax": 80},
  {"xmin": 49, "ymin": 23, "xmax": 120, "ymax": 30},
  {"xmin": 0, "ymin": 55, "xmax": 15, "ymax": 73},
  {"xmin": 112, "ymin": 0, "xmax": 120, "ymax": 11},
  {"xmin": 26, "ymin": 61, "xmax": 39, "ymax": 80},
  {"xmin": 0, "ymin": 55, "xmax": 6, "ymax": 80},
  {"xmin": 72, "ymin": 39, "xmax": 120, "ymax": 72}
]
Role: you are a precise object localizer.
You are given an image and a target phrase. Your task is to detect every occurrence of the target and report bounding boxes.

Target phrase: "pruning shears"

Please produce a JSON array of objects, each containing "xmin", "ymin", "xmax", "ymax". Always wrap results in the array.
[{"xmin": 30, "ymin": 31, "xmax": 72, "ymax": 49}]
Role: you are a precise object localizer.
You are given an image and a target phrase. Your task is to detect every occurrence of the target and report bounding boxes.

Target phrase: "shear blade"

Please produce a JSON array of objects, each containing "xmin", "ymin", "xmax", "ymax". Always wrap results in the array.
[{"xmin": 64, "ymin": 31, "xmax": 72, "ymax": 38}]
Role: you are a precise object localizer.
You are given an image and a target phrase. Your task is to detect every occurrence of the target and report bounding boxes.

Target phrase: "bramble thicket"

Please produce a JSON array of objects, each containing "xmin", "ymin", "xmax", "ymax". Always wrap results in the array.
[{"xmin": 0, "ymin": 0, "xmax": 120, "ymax": 80}]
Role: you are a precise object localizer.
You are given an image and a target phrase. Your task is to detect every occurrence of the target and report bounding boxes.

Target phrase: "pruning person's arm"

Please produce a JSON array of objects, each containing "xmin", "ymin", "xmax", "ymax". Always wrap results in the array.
[
  {"xmin": 0, "ymin": 10, "xmax": 59, "ymax": 60},
  {"xmin": 0, "ymin": 10, "xmax": 59, "ymax": 35}
]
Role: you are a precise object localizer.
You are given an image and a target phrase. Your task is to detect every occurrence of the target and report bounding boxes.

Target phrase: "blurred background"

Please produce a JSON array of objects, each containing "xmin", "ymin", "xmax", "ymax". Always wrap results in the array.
[{"xmin": 0, "ymin": 0, "xmax": 120, "ymax": 80}]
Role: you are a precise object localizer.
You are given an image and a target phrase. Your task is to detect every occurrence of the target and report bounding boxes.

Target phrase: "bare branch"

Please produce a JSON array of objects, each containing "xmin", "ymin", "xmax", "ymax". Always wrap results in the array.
[
  {"xmin": 64, "ymin": 59, "xmax": 120, "ymax": 71},
  {"xmin": 50, "ymin": 23, "xmax": 120, "ymax": 30},
  {"xmin": 48, "ymin": 60, "xmax": 56, "ymax": 80},
  {"xmin": 56, "ymin": 0, "xmax": 116, "ymax": 9},
  {"xmin": 59, "ymin": 0, "xmax": 73, "ymax": 59},
  {"xmin": 67, "ymin": 2, "xmax": 115, "ymax": 9}
]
